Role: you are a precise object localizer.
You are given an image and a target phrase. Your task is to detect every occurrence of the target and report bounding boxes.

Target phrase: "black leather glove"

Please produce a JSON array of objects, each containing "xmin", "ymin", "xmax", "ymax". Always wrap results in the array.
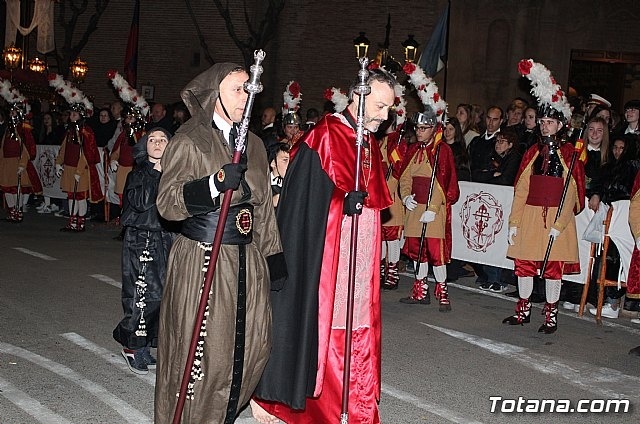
[
  {"xmin": 213, "ymin": 163, "xmax": 247, "ymax": 192},
  {"xmin": 343, "ymin": 190, "xmax": 368, "ymax": 216}
]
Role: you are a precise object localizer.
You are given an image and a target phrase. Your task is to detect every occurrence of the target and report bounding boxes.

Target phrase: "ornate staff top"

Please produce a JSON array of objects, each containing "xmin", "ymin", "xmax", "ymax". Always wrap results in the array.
[{"xmin": 235, "ymin": 49, "xmax": 266, "ymax": 153}]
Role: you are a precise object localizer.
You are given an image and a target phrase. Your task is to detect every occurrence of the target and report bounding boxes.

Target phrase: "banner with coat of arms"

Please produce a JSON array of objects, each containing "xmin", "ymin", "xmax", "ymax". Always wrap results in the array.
[
  {"xmin": 32, "ymin": 145, "xmax": 118, "ymax": 203},
  {"xmin": 452, "ymin": 182, "xmax": 634, "ymax": 285}
]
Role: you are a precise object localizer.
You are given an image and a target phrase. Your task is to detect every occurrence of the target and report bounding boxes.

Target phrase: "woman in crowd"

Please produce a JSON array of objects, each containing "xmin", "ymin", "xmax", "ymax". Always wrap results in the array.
[
  {"xmin": 38, "ymin": 112, "xmax": 61, "ymax": 145},
  {"xmin": 455, "ymin": 103, "xmax": 480, "ymax": 146},
  {"xmin": 443, "ymin": 117, "xmax": 471, "ymax": 182},
  {"xmin": 91, "ymin": 107, "xmax": 117, "ymax": 149},
  {"xmin": 518, "ymin": 107, "xmax": 539, "ymax": 155},
  {"xmin": 585, "ymin": 117, "xmax": 610, "ymax": 212}
]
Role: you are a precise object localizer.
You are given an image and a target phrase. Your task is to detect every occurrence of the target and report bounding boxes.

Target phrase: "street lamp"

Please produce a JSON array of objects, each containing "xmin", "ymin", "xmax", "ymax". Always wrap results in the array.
[
  {"xmin": 353, "ymin": 32, "xmax": 370, "ymax": 60},
  {"xmin": 402, "ymin": 34, "xmax": 420, "ymax": 63},
  {"xmin": 28, "ymin": 56, "xmax": 47, "ymax": 73},
  {"xmin": 69, "ymin": 57, "xmax": 88, "ymax": 83},
  {"xmin": 3, "ymin": 43, "xmax": 23, "ymax": 70}
]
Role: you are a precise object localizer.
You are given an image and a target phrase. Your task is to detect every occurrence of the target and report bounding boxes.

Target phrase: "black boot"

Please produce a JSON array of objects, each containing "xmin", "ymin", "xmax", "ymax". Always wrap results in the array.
[
  {"xmin": 502, "ymin": 298, "xmax": 531, "ymax": 325},
  {"xmin": 538, "ymin": 302, "xmax": 558, "ymax": 334}
]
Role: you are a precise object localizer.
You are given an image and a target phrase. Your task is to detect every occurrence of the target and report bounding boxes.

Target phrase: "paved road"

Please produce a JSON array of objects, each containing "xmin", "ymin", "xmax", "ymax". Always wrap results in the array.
[{"xmin": 1, "ymin": 211, "xmax": 639, "ymax": 423}]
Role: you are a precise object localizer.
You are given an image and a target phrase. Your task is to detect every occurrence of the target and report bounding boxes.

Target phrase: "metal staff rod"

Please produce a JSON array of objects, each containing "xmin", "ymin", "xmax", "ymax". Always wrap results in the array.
[
  {"xmin": 172, "ymin": 50, "xmax": 266, "ymax": 424},
  {"xmin": 414, "ymin": 128, "xmax": 442, "ymax": 279},
  {"xmin": 539, "ymin": 137, "xmax": 582, "ymax": 277},
  {"xmin": 14, "ymin": 126, "xmax": 24, "ymax": 213},
  {"xmin": 340, "ymin": 56, "xmax": 371, "ymax": 424}
]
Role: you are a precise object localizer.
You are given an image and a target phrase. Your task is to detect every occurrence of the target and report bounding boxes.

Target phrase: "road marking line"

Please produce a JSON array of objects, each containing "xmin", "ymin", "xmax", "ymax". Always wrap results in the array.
[
  {"xmin": 422, "ymin": 323, "xmax": 640, "ymax": 400},
  {"xmin": 12, "ymin": 247, "xmax": 57, "ymax": 261},
  {"xmin": 90, "ymin": 273, "xmax": 122, "ymax": 289},
  {"xmin": 0, "ymin": 375, "xmax": 73, "ymax": 424},
  {"xmin": 61, "ymin": 332, "xmax": 155, "ymax": 385},
  {"xmin": 0, "ymin": 342, "xmax": 151, "ymax": 424},
  {"xmin": 382, "ymin": 384, "xmax": 484, "ymax": 424}
]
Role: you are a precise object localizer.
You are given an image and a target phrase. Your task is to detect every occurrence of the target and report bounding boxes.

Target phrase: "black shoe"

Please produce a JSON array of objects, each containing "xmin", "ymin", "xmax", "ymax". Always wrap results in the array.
[
  {"xmin": 141, "ymin": 346, "xmax": 156, "ymax": 368},
  {"xmin": 624, "ymin": 299, "xmax": 640, "ymax": 312},
  {"xmin": 121, "ymin": 348, "xmax": 148, "ymax": 374}
]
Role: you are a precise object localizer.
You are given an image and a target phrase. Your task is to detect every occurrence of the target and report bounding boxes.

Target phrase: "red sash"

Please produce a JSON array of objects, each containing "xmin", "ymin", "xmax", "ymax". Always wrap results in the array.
[
  {"xmin": 412, "ymin": 176, "xmax": 432, "ymax": 204},
  {"xmin": 526, "ymin": 175, "xmax": 563, "ymax": 207}
]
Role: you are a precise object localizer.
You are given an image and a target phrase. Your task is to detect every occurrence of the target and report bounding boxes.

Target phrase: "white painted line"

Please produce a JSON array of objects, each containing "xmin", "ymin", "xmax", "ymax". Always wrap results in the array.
[
  {"xmin": 90, "ymin": 273, "xmax": 122, "ymax": 289},
  {"xmin": 0, "ymin": 342, "xmax": 151, "ymax": 424},
  {"xmin": 12, "ymin": 247, "xmax": 57, "ymax": 261},
  {"xmin": 422, "ymin": 323, "xmax": 640, "ymax": 400},
  {"xmin": 61, "ymin": 332, "xmax": 155, "ymax": 385},
  {"xmin": 0, "ymin": 375, "xmax": 72, "ymax": 424},
  {"xmin": 382, "ymin": 383, "xmax": 484, "ymax": 424}
]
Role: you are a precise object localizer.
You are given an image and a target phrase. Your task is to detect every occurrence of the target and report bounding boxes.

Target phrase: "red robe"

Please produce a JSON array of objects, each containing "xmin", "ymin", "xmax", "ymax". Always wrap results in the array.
[
  {"xmin": 0, "ymin": 123, "xmax": 42, "ymax": 194},
  {"xmin": 255, "ymin": 112, "xmax": 392, "ymax": 423},
  {"xmin": 626, "ymin": 172, "xmax": 640, "ymax": 298}
]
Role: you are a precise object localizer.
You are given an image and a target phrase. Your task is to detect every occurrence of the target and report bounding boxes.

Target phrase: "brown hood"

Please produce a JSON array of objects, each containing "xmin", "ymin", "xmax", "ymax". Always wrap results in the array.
[{"xmin": 180, "ymin": 63, "xmax": 243, "ymax": 120}]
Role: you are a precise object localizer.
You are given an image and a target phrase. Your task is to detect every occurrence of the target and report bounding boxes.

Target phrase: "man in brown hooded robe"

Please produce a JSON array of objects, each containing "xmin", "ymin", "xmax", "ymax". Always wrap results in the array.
[{"xmin": 154, "ymin": 63, "xmax": 285, "ymax": 423}]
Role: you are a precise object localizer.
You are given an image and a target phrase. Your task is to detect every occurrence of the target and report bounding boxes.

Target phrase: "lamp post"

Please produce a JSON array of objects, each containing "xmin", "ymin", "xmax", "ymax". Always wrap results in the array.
[
  {"xmin": 402, "ymin": 34, "xmax": 420, "ymax": 63},
  {"xmin": 28, "ymin": 56, "xmax": 47, "ymax": 73},
  {"xmin": 69, "ymin": 57, "xmax": 88, "ymax": 84},
  {"xmin": 353, "ymin": 32, "xmax": 370, "ymax": 60}
]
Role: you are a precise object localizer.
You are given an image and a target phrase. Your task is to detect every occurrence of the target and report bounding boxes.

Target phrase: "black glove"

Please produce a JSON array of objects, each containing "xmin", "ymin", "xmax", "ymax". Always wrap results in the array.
[
  {"xmin": 343, "ymin": 190, "xmax": 368, "ymax": 216},
  {"xmin": 213, "ymin": 163, "xmax": 247, "ymax": 192}
]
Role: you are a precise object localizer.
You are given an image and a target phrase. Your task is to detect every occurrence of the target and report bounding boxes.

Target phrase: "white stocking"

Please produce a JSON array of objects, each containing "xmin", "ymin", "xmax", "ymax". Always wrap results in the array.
[
  {"xmin": 433, "ymin": 265, "xmax": 447, "ymax": 283},
  {"xmin": 387, "ymin": 239, "xmax": 401, "ymax": 263},
  {"xmin": 415, "ymin": 261, "xmax": 429, "ymax": 280},
  {"xmin": 545, "ymin": 279, "xmax": 562, "ymax": 303},
  {"xmin": 518, "ymin": 276, "xmax": 533, "ymax": 299},
  {"xmin": 21, "ymin": 193, "xmax": 29, "ymax": 208},
  {"xmin": 68, "ymin": 199, "xmax": 77, "ymax": 216},
  {"xmin": 78, "ymin": 199, "xmax": 87, "ymax": 217},
  {"xmin": 5, "ymin": 193, "xmax": 16, "ymax": 208}
]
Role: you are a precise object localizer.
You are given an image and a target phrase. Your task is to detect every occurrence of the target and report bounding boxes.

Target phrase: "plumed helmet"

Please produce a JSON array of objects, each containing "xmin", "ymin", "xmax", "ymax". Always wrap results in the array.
[
  {"xmin": 411, "ymin": 107, "xmax": 437, "ymax": 127},
  {"xmin": 123, "ymin": 104, "xmax": 147, "ymax": 131},
  {"xmin": 282, "ymin": 111, "xmax": 301, "ymax": 127}
]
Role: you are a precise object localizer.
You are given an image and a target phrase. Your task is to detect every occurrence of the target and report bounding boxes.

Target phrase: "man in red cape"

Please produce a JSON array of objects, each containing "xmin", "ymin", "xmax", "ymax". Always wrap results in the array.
[{"xmin": 252, "ymin": 69, "xmax": 395, "ymax": 424}]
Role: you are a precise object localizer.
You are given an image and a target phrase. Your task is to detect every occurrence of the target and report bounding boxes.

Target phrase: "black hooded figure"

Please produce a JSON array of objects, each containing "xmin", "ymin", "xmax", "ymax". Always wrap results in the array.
[{"xmin": 112, "ymin": 127, "xmax": 177, "ymax": 373}]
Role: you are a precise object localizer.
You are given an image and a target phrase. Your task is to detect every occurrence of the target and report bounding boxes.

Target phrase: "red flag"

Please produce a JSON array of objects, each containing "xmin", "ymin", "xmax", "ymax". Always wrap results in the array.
[{"xmin": 124, "ymin": 0, "xmax": 140, "ymax": 88}]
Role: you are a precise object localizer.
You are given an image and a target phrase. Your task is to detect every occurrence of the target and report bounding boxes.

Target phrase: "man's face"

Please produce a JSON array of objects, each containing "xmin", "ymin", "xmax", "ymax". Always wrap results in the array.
[
  {"xmin": 539, "ymin": 117, "xmax": 561, "ymax": 136},
  {"xmin": 261, "ymin": 108, "xmax": 275, "ymax": 126},
  {"xmin": 215, "ymin": 71, "xmax": 249, "ymax": 124},
  {"xmin": 415, "ymin": 124, "xmax": 435, "ymax": 143},
  {"xmin": 151, "ymin": 104, "xmax": 165, "ymax": 122},
  {"xmin": 284, "ymin": 124, "xmax": 299, "ymax": 139},
  {"xmin": 625, "ymin": 107, "xmax": 639, "ymax": 125},
  {"xmin": 271, "ymin": 150, "xmax": 290, "ymax": 177},
  {"xmin": 352, "ymin": 80, "xmax": 395, "ymax": 133},
  {"xmin": 485, "ymin": 108, "xmax": 502, "ymax": 133},
  {"xmin": 507, "ymin": 108, "xmax": 523, "ymax": 126},
  {"xmin": 111, "ymin": 102, "xmax": 123, "ymax": 118}
]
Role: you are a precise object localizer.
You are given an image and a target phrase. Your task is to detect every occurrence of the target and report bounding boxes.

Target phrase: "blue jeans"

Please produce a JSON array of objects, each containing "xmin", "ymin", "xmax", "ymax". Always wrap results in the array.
[{"xmin": 484, "ymin": 265, "xmax": 505, "ymax": 286}]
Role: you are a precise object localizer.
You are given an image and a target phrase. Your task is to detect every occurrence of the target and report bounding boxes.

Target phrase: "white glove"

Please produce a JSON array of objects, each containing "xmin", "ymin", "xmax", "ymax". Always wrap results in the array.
[
  {"xmin": 419, "ymin": 210, "xmax": 436, "ymax": 223},
  {"xmin": 508, "ymin": 227, "xmax": 517, "ymax": 245},
  {"xmin": 403, "ymin": 194, "xmax": 417, "ymax": 211},
  {"xmin": 635, "ymin": 237, "xmax": 640, "ymax": 250},
  {"xmin": 74, "ymin": 174, "xmax": 81, "ymax": 182},
  {"xmin": 17, "ymin": 166, "xmax": 24, "ymax": 175},
  {"xmin": 549, "ymin": 227, "xmax": 561, "ymax": 240},
  {"xmin": 110, "ymin": 160, "xmax": 119, "ymax": 173},
  {"xmin": 56, "ymin": 164, "xmax": 63, "ymax": 178}
]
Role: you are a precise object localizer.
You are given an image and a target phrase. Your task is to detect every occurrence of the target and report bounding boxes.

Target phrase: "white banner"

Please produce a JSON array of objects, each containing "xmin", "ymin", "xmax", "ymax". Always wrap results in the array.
[
  {"xmin": 451, "ymin": 182, "xmax": 634, "ymax": 284},
  {"xmin": 32, "ymin": 145, "xmax": 117, "ymax": 203}
]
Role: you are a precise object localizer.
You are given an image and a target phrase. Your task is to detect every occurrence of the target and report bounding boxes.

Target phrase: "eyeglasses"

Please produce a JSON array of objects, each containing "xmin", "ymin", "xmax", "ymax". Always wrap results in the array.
[
  {"xmin": 415, "ymin": 126, "xmax": 433, "ymax": 132},
  {"xmin": 495, "ymin": 138, "xmax": 510, "ymax": 144}
]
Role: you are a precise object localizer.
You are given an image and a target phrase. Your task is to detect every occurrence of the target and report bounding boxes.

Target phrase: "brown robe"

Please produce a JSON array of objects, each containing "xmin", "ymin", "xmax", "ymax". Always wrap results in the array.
[{"xmin": 154, "ymin": 63, "xmax": 282, "ymax": 424}]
